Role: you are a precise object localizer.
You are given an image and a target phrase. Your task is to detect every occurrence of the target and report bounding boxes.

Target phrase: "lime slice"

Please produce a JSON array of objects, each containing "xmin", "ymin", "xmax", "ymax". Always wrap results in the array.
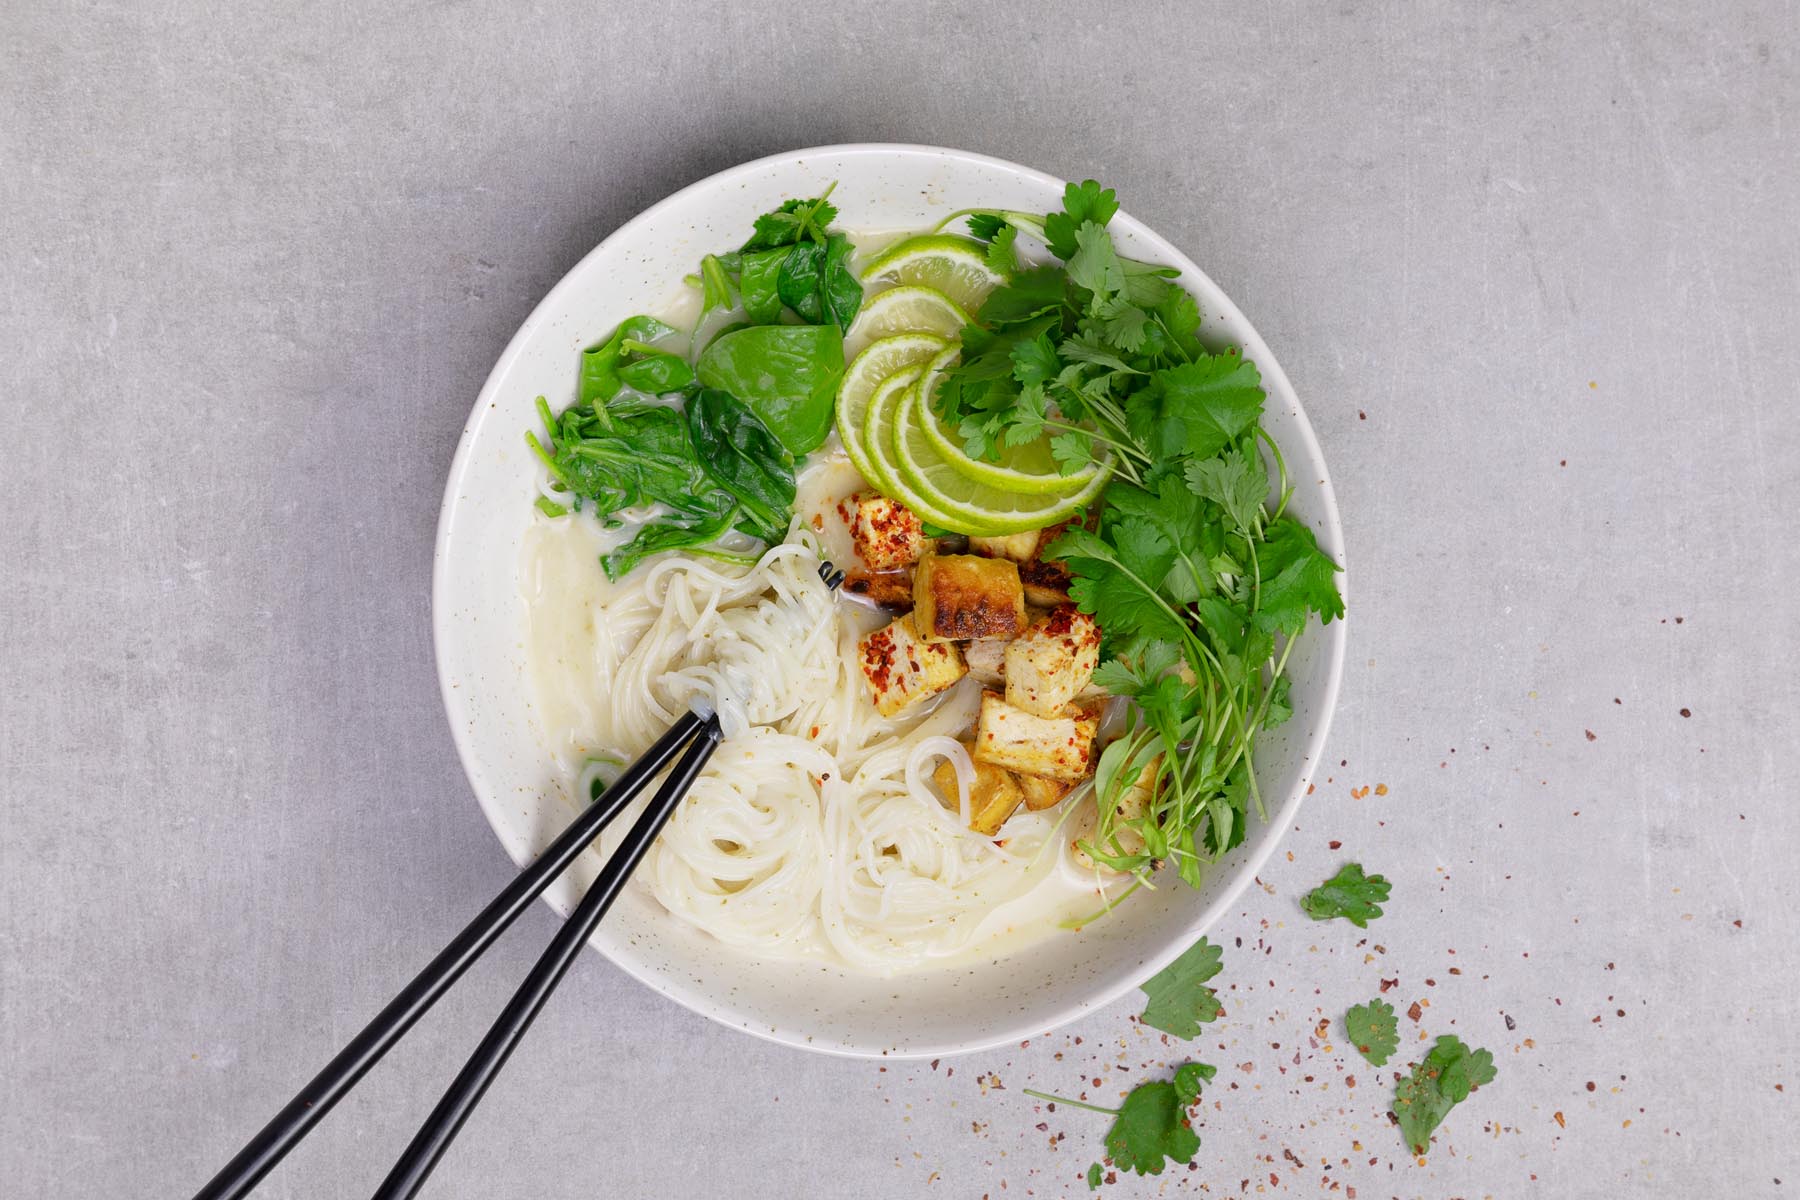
[
  {"xmin": 859, "ymin": 235, "xmax": 1003, "ymax": 313},
  {"xmin": 914, "ymin": 350, "xmax": 1103, "ymax": 496},
  {"xmin": 860, "ymin": 369, "xmax": 969, "ymax": 531},
  {"xmin": 835, "ymin": 333, "xmax": 950, "ymax": 486},
  {"xmin": 894, "ymin": 384, "xmax": 1112, "ymax": 536},
  {"xmin": 846, "ymin": 285, "xmax": 972, "ymax": 346}
]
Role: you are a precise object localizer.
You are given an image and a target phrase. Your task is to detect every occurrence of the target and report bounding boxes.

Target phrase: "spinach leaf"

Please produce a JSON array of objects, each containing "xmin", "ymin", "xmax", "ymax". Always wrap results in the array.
[
  {"xmin": 686, "ymin": 388, "xmax": 795, "ymax": 542},
  {"xmin": 698, "ymin": 254, "xmax": 733, "ymax": 321},
  {"xmin": 614, "ymin": 344, "xmax": 694, "ymax": 394},
  {"xmin": 577, "ymin": 316, "xmax": 679, "ymax": 407},
  {"xmin": 601, "ymin": 495, "xmax": 743, "ymax": 581},
  {"xmin": 696, "ymin": 324, "xmax": 844, "ymax": 456},
  {"xmin": 775, "ymin": 233, "xmax": 862, "ymax": 329},
  {"xmin": 820, "ymin": 233, "xmax": 862, "ymax": 328},
  {"xmin": 777, "ymin": 240, "xmax": 826, "ymax": 323},
  {"xmin": 738, "ymin": 248, "xmax": 788, "ymax": 325}
]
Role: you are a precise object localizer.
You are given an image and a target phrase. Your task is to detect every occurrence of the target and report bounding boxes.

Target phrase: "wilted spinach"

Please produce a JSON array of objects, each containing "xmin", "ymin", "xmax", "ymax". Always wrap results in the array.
[
  {"xmin": 686, "ymin": 388, "xmax": 795, "ymax": 542},
  {"xmin": 692, "ymin": 189, "xmax": 863, "ymax": 331},
  {"xmin": 695, "ymin": 324, "xmax": 844, "ymax": 456}
]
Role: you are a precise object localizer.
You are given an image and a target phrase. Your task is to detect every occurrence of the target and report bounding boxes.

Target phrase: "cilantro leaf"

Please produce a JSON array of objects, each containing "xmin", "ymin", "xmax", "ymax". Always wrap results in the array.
[
  {"xmin": 1086, "ymin": 1162, "xmax": 1103, "ymax": 1190},
  {"xmin": 985, "ymin": 224, "xmax": 1021, "ymax": 277},
  {"xmin": 967, "ymin": 212, "xmax": 1006, "ymax": 240},
  {"xmin": 1045, "ymin": 179, "xmax": 1119, "ymax": 259},
  {"xmin": 1301, "ymin": 863, "xmax": 1391, "ymax": 927},
  {"xmin": 1173, "ymin": 1061, "xmax": 1217, "ymax": 1106},
  {"xmin": 1067, "ymin": 222, "xmax": 1126, "ymax": 300},
  {"xmin": 1121, "ymin": 257, "xmax": 1178, "ymax": 306},
  {"xmin": 1151, "ymin": 355, "xmax": 1265, "ymax": 460},
  {"xmin": 1344, "ymin": 998, "xmax": 1400, "ymax": 1067},
  {"xmin": 1010, "ymin": 331, "xmax": 1061, "ymax": 386},
  {"xmin": 1254, "ymin": 517, "xmax": 1345, "ymax": 635},
  {"xmin": 1156, "ymin": 289, "xmax": 1203, "ymax": 360},
  {"xmin": 1104, "ymin": 1079, "xmax": 1199, "ymax": 1176},
  {"xmin": 1140, "ymin": 937, "xmax": 1225, "ymax": 1037},
  {"xmin": 1393, "ymin": 1035, "xmax": 1498, "ymax": 1155},
  {"xmin": 1094, "ymin": 295, "xmax": 1152, "ymax": 352},
  {"xmin": 1185, "ymin": 445, "xmax": 1269, "ymax": 533},
  {"xmin": 977, "ymin": 266, "xmax": 1068, "ymax": 326},
  {"xmin": 741, "ymin": 193, "xmax": 838, "ymax": 251}
]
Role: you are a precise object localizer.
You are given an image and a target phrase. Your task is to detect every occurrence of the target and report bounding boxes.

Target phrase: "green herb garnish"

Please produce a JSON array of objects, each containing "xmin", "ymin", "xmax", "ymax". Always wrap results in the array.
[
  {"xmin": 1027, "ymin": 1062, "xmax": 1215, "ymax": 1179},
  {"xmin": 1138, "ymin": 936, "xmax": 1224, "ymax": 1037},
  {"xmin": 1393, "ymin": 1034, "xmax": 1497, "ymax": 1155},
  {"xmin": 1301, "ymin": 863, "xmax": 1391, "ymax": 927},
  {"xmin": 1344, "ymin": 997, "xmax": 1399, "ymax": 1066},
  {"xmin": 944, "ymin": 181, "xmax": 1344, "ymax": 890}
]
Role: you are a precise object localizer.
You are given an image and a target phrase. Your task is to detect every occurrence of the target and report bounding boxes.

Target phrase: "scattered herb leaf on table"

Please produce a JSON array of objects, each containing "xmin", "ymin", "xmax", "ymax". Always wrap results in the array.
[
  {"xmin": 1344, "ymin": 998, "xmax": 1400, "ymax": 1067},
  {"xmin": 1138, "ymin": 936, "xmax": 1225, "ymax": 1038},
  {"xmin": 1301, "ymin": 863, "xmax": 1391, "ymax": 927}
]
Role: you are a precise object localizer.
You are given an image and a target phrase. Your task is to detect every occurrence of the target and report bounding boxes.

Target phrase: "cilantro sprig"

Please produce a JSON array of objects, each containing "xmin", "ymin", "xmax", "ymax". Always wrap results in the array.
[
  {"xmin": 946, "ymin": 182, "xmax": 1345, "ymax": 895},
  {"xmin": 1393, "ymin": 1035, "xmax": 1498, "ymax": 1155},
  {"xmin": 1301, "ymin": 863, "xmax": 1391, "ymax": 927},
  {"xmin": 1139, "ymin": 936, "xmax": 1224, "ymax": 1037},
  {"xmin": 1344, "ymin": 997, "xmax": 1400, "ymax": 1066},
  {"xmin": 1027, "ymin": 1061, "xmax": 1216, "ymax": 1179}
]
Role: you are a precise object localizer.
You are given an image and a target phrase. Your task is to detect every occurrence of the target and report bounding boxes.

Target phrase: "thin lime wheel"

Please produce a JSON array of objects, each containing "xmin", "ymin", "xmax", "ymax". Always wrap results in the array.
[
  {"xmin": 894, "ymin": 385, "xmax": 1112, "ymax": 536},
  {"xmin": 846, "ymin": 285, "xmax": 972, "ymax": 346},
  {"xmin": 859, "ymin": 235, "xmax": 1003, "ymax": 314},
  {"xmin": 860, "ymin": 369, "xmax": 970, "ymax": 532},
  {"xmin": 913, "ymin": 348, "xmax": 1104, "ymax": 496},
  {"xmin": 834, "ymin": 333, "xmax": 950, "ymax": 486}
]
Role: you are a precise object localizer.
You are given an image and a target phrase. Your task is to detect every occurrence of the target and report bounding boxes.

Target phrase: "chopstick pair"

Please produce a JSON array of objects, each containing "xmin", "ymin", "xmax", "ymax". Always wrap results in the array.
[{"xmin": 193, "ymin": 709, "xmax": 724, "ymax": 1200}]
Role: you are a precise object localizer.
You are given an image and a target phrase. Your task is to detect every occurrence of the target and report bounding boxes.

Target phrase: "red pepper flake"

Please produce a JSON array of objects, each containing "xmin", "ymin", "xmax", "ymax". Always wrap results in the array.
[
  {"xmin": 1586, "ymin": 1081, "xmax": 1596, "ymax": 1092},
  {"xmin": 1679, "ymin": 707, "xmax": 1692, "ymax": 718},
  {"xmin": 1406, "ymin": 1001, "xmax": 1423, "ymax": 1022},
  {"xmin": 1328, "ymin": 839, "xmax": 1342, "ymax": 850},
  {"xmin": 1553, "ymin": 1111, "xmax": 1566, "ymax": 1128},
  {"xmin": 1584, "ymin": 729, "xmax": 1597, "ymax": 741},
  {"xmin": 1379, "ymin": 978, "xmax": 1398, "ymax": 993}
]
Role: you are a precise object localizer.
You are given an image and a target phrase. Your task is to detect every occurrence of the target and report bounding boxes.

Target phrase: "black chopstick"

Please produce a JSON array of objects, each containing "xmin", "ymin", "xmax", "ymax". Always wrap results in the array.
[
  {"xmin": 193, "ymin": 710, "xmax": 711, "ymax": 1200},
  {"xmin": 372, "ymin": 716, "xmax": 722, "ymax": 1199}
]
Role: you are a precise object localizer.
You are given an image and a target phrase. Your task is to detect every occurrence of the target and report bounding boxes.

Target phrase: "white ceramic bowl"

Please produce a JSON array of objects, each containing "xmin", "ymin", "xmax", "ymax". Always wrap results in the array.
[{"xmin": 433, "ymin": 144, "xmax": 1346, "ymax": 1058}]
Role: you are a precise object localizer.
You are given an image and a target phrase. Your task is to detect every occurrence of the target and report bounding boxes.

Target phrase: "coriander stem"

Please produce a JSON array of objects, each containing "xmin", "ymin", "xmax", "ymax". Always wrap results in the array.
[{"xmin": 1022, "ymin": 1090, "xmax": 1118, "ymax": 1116}]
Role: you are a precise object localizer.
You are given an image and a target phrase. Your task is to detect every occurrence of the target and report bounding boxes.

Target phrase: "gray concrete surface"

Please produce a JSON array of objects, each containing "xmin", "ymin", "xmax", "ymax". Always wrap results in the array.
[{"xmin": 4, "ymin": 2, "xmax": 1797, "ymax": 1196}]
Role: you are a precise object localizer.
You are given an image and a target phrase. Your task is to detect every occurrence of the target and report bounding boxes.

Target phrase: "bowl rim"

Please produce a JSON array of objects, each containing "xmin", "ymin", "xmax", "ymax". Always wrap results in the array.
[{"xmin": 432, "ymin": 142, "xmax": 1348, "ymax": 1058}]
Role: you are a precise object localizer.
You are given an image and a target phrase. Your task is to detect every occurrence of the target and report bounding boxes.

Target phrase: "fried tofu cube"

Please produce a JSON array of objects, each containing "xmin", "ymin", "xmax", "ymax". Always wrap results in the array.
[
  {"xmin": 1019, "ymin": 559, "xmax": 1074, "ymax": 608},
  {"xmin": 1004, "ymin": 606, "xmax": 1102, "ymax": 718},
  {"xmin": 963, "ymin": 638, "xmax": 1008, "ymax": 686},
  {"xmin": 969, "ymin": 529, "xmax": 1041, "ymax": 562},
  {"xmin": 912, "ymin": 553, "xmax": 1026, "ymax": 642},
  {"xmin": 972, "ymin": 689, "xmax": 1097, "ymax": 781},
  {"xmin": 857, "ymin": 614, "xmax": 966, "ymax": 717},
  {"xmin": 1016, "ymin": 772, "xmax": 1072, "ymax": 812},
  {"xmin": 1018, "ymin": 518, "xmax": 1078, "ymax": 607},
  {"xmin": 842, "ymin": 571, "xmax": 912, "ymax": 610},
  {"xmin": 848, "ymin": 492, "xmax": 926, "ymax": 572},
  {"xmin": 931, "ymin": 746, "xmax": 1024, "ymax": 836}
]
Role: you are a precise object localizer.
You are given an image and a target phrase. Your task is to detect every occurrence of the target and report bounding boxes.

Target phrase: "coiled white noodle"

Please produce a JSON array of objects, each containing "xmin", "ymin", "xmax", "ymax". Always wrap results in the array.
[{"xmin": 525, "ymin": 514, "xmax": 1080, "ymax": 973}]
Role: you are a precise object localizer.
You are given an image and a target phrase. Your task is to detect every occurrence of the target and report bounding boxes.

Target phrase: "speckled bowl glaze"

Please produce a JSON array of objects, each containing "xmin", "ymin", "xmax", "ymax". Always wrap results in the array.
[{"xmin": 433, "ymin": 144, "xmax": 1347, "ymax": 1058}]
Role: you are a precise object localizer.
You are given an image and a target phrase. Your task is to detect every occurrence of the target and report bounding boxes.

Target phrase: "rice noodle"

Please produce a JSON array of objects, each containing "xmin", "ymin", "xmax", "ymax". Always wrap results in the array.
[{"xmin": 523, "ymin": 510, "xmax": 1083, "ymax": 973}]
